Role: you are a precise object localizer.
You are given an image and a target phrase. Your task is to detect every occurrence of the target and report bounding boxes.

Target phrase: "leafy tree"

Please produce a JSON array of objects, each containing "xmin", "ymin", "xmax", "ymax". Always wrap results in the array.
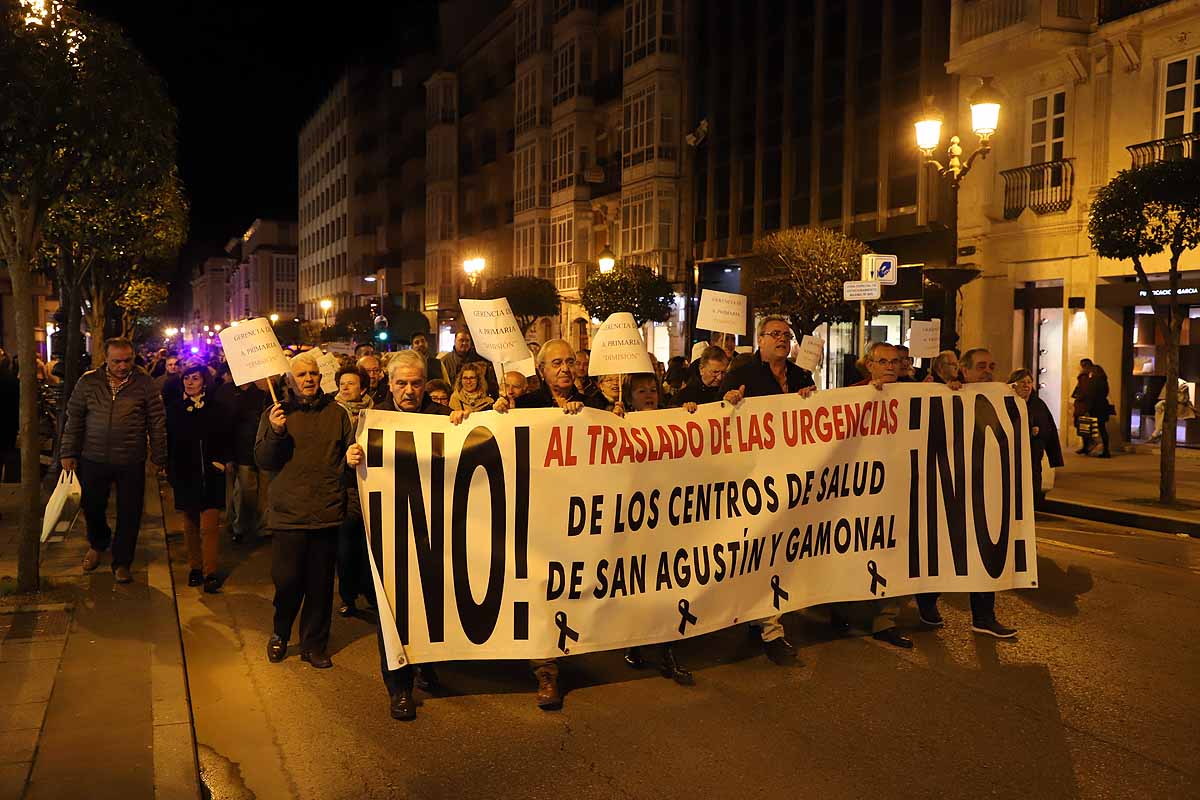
[
  {"xmin": 1089, "ymin": 159, "xmax": 1200, "ymax": 504},
  {"xmin": 484, "ymin": 275, "xmax": 560, "ymax": 334},
  {"xmin": 580, "ymin": 264, "xmax": 674, "ymax": 327},
  {"xmin": 116, "ymin": 277, "xmax": 169, "ymax": 342},
  {"xmin": 0, "ymin": 1, "xmax": 177, "ymax": 593},
  {"xmin": 743, "ymin": 227, "xmax": 875, "ymax": 336}
]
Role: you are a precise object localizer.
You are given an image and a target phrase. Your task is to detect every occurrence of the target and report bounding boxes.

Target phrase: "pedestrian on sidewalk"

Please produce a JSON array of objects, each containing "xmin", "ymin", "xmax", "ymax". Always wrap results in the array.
[
  {"xmin": 1008, "ymin": 368, "xmax": 1063, "ymax": 507},
  {"xmin": 61, "ymin": 338, "xmax": 167, "ymax": 584},
  {"xmin": 256, "ymin": 352, "xmax": 356, "ymax": 670},
  {"xmin": 917, "ymin": 348, "xmax": 1018, "ymax": 639},
  {"xmin": 333, "ymin": 366, "xmax": 375, "ymax": 618},
  {"xmin": 1075, "ymin": 359, "xmax": 1113, "ymax": 458},
  {"xmin": 349, "ymin": 350, "xmax": 470, "ymax": 721},
  {"xmin": 165, "ymin": 363, "xmax": 231, "ymax": 593}
]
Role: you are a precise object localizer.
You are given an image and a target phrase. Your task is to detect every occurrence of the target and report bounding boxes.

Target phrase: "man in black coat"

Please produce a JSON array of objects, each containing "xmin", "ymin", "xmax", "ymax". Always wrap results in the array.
[
  {"xmin": 221, "ymin": 378, "xmax": 273, "ymax": 543},
  {"xmin": 671, "ymin": 346, "xmax": 728, "ymax": 407},
  {"xmin": 345, "ymin": 349, "xmax": 471, "ymax": 722},
  {"xmin": 719, "ymin": 316, "xmax": 815, "ymax": 666},
  {"xmin": 61, "ymin": 338, "xmax": 168, "ymax": 583}
]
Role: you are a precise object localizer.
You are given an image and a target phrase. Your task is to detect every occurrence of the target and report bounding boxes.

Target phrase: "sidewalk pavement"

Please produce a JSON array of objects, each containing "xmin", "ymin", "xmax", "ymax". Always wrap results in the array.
[
  {"xmin": 0, "ymin": 474, "xmax": 200, "ymax": 800},
  {"xmin": 1045, "ymin": 448, "xmax": 1200, "ymax": 536}
]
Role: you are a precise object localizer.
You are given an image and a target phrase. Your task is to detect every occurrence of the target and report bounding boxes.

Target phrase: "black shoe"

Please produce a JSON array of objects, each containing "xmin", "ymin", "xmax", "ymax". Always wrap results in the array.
[
  {"xmin": 764, "ymin": 638, "xmax": 798, "ymax": 666},
  {"xmin": 972, "ymin": 619, "xmax": 1018, "ymax": 639},
  {"xmin": 338, "ymin": 602, "xmax": 356, "ymax": 618},
  {"xmin": 416, "ymin": 665, "xmax": 441, "ymax": 691},
  {"xmin": 300, "ymin": 650, "xmax": 333, "ymax": 669},
  {"xmin": 830, "ymin": 611, "xmax": 851, "ymax": 634},
  {"xmin": 267, "ymin": 636, "xmax": 287, "ymax": 663},
  {"xmin": 660, "ymin": 647, "xmax": 694, "ymax": 686},
  {"xmin": 390, "ymin": 689, "xmax": 416, "ymax": 721},
  {"xmin": 1075, "ymin": 447, "xmax": 1088, "ymax": 455},
  {"xmin": 624, "ymin": 646, "xmax": 648, "ymax": 669},
  {"xmin": 187, "ymin": 569, "xmax": 203, "ymax": 587},
  {"xmin": 918, "ymin": 606, "xmax": 944, "ymax": 627},
  {"xmin": 203, "ymin": 574, "xmax": 220, "ymax": 594},
  {"xmin": 1098, "ymin": 452, "xmax": 1111, "ymax": 459},
  {"xmin": 231, "ymin": 533, "xmax": 244, "ymax": 544},
  {"xmin": 872, "ymin": 628, "xmax": 914, "ymax": 649}
]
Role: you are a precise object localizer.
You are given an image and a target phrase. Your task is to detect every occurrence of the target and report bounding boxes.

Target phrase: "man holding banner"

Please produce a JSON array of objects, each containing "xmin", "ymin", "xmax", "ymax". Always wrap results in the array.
[
  {"xmin": 493, "ymin": 339, "xmax": 603, "ymax": 709},
  {"xmin": 348, "ymin": 349, "xmax": 471, "ymax": 721},
  {"xmin": 721, "ymin": 315, "xmax": 816, "ymax": 665},
  {"xmin": 916, "ymin": 347, "xmax": 1018, "ymax": 639}
]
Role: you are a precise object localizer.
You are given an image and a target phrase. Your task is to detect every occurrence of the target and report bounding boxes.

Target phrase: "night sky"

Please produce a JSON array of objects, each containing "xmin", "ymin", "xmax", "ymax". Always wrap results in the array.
[{"xmin": 79, "ymin": 1, "xmax": 439, "ymax": 309}]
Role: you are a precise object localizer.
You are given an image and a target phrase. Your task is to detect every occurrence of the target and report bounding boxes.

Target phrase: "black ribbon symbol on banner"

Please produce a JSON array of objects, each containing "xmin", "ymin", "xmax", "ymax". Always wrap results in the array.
[
  {"xmin": 554, "ymin": 611, "xmax": 579, "ymax": 654},
  {"xmin": 867, "ymin": 560, "xmax": 887, "ymax": 596},
  {"xmin": 677, "ymin": 599, "xmax": 698, "ymax": 635},
  {"xmin": 771, "ymin": 575, "xmax": 789, "ymax": 610}
]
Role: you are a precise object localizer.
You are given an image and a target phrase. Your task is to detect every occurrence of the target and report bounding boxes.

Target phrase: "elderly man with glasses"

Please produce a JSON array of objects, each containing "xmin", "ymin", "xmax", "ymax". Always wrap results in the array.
[{"xmin": 720, "ymin": 315, "xmax": 816, "ymax": 666}]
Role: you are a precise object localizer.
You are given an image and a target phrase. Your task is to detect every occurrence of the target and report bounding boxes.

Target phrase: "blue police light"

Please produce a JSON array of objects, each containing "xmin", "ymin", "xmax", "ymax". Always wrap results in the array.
[{"xmin": 377, "ymin": 331, "xmax": 389, "ymax": 341}]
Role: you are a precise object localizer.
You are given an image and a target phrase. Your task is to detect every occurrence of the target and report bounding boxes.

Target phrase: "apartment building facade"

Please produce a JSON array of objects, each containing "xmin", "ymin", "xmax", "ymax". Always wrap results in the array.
[
  {"xmin": 189, "ymin": 257, "xmax": 235, "ymax": 332},
  {"xmin": 225, "ymin": 219, "xmax": 299, "ymax": 322},
  {"xmin": 950, "ymin": 0, "xmax": 1200, "ymax": 445}
]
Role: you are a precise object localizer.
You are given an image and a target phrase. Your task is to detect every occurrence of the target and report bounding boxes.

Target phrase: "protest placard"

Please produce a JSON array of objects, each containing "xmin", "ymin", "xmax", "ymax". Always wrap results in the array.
[
  {"xmin": 217, "ymin": 317, "xmax": 290, "ymax": 387},
  {"xmin": 588, "ymin": 313, "xmax": 654, "ymax": 376},
  {"xmin": 317, "ymin": 352, "xmax": 340, "ymax": 395},
  {"xmin": 909, "ymin": 319, "xmax": 942, "ymax": 359},
  {"xmin": 358, "ymin": 383, "xmax": 1037, "ymax": 666},
  {"xmin": 795, "ymin": 335, "xmax": 825, "ymax": 372},
  {"xmin": 459, "ymin": 298, "xmax": 533, "ymax": 365},
  {"xmin": 695, "ymin": 289, "xmax": 747, "ymax": 335}
]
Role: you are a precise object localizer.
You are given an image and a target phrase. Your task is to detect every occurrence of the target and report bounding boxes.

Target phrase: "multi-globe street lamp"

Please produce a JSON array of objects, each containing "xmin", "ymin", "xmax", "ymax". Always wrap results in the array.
[
  {"xmin": 597, "ymin": 245, "xmax": 616, "ymax": 274},
  {"xmin": 463, "ymin": 257, "xmax": 485, "ymax": 294},
  {"xmin": 913, "ymin": 77, "xmax": 1004, "ymax": 351},
  {"xmin": 319, "ymin": 298, "xmax": 333, "ymax": 328}
]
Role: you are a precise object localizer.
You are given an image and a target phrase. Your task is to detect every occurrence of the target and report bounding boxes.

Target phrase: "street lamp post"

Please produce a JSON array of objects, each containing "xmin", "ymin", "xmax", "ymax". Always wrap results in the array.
[
  {"xmin": 914, "ymin": 77, "xmax": 1004, "ymax": 351},
  {"xmin": 319, "ymin": 298, "xmax": 333, "ymax": 328},
  {"xmin": 463, "ymin": 257, "xmax": 485, "ymax": 297}
]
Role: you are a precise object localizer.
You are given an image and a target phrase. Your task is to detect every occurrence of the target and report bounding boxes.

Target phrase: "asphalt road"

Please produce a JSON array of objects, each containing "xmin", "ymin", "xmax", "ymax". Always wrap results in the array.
[{"xmin": 170, "ymin": 513, "xmax": 1200, "ymax": 800}]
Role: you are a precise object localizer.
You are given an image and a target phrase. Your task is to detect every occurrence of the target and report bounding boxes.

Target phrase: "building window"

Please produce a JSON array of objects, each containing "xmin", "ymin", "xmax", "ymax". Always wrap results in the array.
[
  {"xmin": 516, "ymin": 0, "xmax": 541, "ymax": 62},
  {"xmin": 1029, "ymin": 90, "xmax": 1066, "ymax": 164},
  {"xmin": 1162, "ymin": 53, "xmax": 1200, "ymax": 139},
  {"xmin": 658, "ymin": 91, "xmax": 677, "ymax": 162},
  {"xmin": 516, "ymin": 223, "xmax": 537, "ymax": 274},
  {"xmin": 553, "ymin": 41, "xmax": 576, "ymax": 105},
  {"xmin": 551, "ymin": 213, "xmax": 574, "ymax": 265},
  {"xmin": 620, "ymin": 189, "xmax": 653, "ymax": 254},
  {"xmin": 622, "ymin": 85, "xmax": 655, "ymax": 168},
  {"xmin": 624, "ymin": 0, "xmax": 657, "ymax": 67},
  {"xmin": 539, "ymin": 218, "xmax": 552, "ymax": 269},
  {"xmin": 656, "ymin": 189, "xmax": 674, "ymax": 251},
  {"xmin": 551, "ymin": 127, "xmax": 576, "ymax": 192},
  {"xmin": 516, "ymin": 71, "xmax": 538, "ymax": 134},
  {"xmin": 516, "ymin": 144, "xmax": 537, "ymax": 212}
]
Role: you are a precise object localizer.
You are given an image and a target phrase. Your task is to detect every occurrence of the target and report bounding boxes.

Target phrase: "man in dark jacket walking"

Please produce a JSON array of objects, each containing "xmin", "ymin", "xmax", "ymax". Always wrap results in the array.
[
  {"xmin": 256, "ymin": 352, "xmax": 355, "ymax": 670},
  {"xmin": 224, "ymin": 379, "xmax": 272, "ymax": 543},
  {"xmin": 60, "ymin": 338, "xmax": 168, "ymax": 583}
]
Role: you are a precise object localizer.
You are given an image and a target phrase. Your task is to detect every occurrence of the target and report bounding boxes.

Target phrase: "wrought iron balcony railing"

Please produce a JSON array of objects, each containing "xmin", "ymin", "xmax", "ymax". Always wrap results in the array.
[
  {"xmin": 1100, "ymin": 0, "xmax": 1171, "ymax": 24},
  {"xmin": 999, "ymin": 159, "xmax": 1075, "ymax": 220},
  {"xmin": 1127, "ymin": 132, "xmax": 1200, "ymax": 167}
]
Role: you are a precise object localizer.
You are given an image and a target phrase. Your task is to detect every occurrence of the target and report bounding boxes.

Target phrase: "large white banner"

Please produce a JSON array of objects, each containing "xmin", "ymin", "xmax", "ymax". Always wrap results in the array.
[{"xmin": 357, "ymin": 384, "xmax": 1038, "ymax": 667}]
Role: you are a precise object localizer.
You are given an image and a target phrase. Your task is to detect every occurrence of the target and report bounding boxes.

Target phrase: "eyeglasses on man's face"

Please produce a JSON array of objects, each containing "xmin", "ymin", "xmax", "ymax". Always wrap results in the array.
[{"xmin": 762, "ymin": 329, "xmax": 794, "ymax": 342}]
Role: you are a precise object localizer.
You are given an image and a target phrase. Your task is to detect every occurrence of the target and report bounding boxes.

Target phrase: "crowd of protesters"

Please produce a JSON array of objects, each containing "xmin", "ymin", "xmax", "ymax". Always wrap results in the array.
[{"xmin": 52, "ymin": 319, "xmax": 1073, "ymax": 722}]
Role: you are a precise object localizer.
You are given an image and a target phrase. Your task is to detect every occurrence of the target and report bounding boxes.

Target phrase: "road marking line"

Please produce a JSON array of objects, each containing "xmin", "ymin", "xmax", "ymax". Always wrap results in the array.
[{"xmin": 1038, "ymin": 538, "xmax": 1115, "ymax": 556}]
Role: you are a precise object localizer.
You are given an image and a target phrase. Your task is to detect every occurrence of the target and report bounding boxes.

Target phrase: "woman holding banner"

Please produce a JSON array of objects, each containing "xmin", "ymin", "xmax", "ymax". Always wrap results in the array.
[{"xmin": 618, "ymin": 372, "xmax": 696, "ymax": 685}]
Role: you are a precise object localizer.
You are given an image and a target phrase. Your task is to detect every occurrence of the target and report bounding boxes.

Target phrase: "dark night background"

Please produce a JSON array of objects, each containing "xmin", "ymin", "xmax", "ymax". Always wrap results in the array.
[{"xmin": 79, "ymin": 1, "xmax": 440, "ymax": 312}]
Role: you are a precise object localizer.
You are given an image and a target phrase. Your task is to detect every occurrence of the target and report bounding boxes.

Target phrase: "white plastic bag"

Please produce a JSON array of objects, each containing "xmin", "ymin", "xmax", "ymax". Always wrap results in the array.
[{"xmin": 41, "ymin": 469, "xmax": 81, "ymax": 543}]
